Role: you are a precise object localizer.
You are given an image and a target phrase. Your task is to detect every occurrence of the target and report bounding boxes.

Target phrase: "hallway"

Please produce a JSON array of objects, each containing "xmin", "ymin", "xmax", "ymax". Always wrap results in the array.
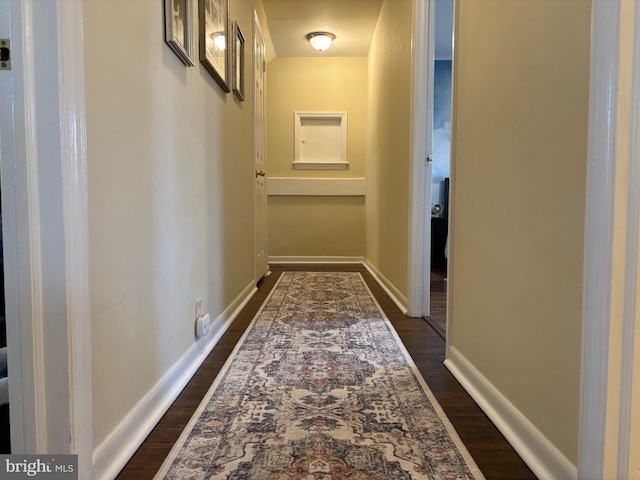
[
  {"xmin": 117, "ymin": 265, "xmax": 535, "ymax": 480},
  {"xmin": 2, "ymin": 0, "xmax": 612, "ymax": 477}
]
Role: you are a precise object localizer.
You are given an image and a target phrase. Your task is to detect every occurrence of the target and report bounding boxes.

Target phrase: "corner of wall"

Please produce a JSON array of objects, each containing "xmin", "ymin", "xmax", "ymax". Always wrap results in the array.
[
  {"xmin": 445, "ymin": 346, "xmax": 578, "ymax": 480},
  {"xmin": 92, "ymin": 282, "xmax": 257, "ymax": 480}
]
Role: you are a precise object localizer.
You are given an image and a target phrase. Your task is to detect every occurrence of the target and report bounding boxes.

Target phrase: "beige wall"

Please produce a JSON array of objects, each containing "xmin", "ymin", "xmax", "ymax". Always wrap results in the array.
[
  {"xmin": 267, "ymin": 57, "xmax": 368, "ymax": 257},
  {"xmin": 365, "ymin": 0, "xmax": 413, "ymax": 294},
  {"xmin": 84, "ymin": 0, "xmax": 267, "ymax": 447},
  {"xmin": 449, "ymin": 0, "xmax": 591, "ymax": 464},
  {"xmin": 269, "ymin": 197, "xmax": 366, "ymax": 256}
]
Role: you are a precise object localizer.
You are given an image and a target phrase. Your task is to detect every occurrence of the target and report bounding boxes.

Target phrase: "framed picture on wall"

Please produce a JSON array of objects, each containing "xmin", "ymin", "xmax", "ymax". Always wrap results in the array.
[
  {"xmin": 199, "ymin": 0, "xmax": 230, "ymax": 92},
  {"xmin": 232, "ymin": 21, "xmax": 245, "ymax": 101},
  {"xmin": 164, "ymin": 0, "xmax": 195, "ymax": 66}
]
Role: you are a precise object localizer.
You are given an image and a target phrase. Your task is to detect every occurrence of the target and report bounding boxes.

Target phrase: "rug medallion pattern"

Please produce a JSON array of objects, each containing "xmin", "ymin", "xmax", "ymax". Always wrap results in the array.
[{"xmin": 156, "ymin": 272, "xmax": 483, "ymax": 479}]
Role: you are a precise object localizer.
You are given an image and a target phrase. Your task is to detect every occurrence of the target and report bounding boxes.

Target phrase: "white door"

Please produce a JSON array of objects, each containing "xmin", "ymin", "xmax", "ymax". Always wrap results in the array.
[{"xmin": 253, "ymin": 10, "xmax": 269, "ymax": 281}]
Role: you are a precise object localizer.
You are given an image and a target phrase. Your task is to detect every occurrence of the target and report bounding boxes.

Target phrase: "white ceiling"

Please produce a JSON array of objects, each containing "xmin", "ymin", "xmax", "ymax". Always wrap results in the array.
[{"xmin": 262, "ymin": 0, "xmax": 453, "ymax": 59}]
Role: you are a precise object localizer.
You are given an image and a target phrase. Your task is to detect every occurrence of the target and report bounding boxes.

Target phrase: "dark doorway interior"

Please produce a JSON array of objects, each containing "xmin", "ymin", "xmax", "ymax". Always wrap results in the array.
[{"xmin": 0, "ymin": 184, "xmax": 9, "ymax": 453}]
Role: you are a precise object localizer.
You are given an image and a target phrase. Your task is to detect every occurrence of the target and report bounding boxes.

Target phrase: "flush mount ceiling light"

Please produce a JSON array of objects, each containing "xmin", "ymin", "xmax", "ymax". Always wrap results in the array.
[{"xmin": 306, "ymin": 32, "xmax": 336, "ymax": 52}]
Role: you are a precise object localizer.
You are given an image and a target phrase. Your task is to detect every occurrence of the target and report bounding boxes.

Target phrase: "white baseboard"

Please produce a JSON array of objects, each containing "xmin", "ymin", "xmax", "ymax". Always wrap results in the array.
[
  {"xmin": 91, "ymin": 281, "xmax": 258, "ymax": 480},
  {"xmin": 362, "ymin": 259, "xmax": 408, "ymax": 315},
  {"xmin": 268, "ymin": 256, "xmax": 365, "ymax": 264},
  {"xmin": 444, "ymin": 346, "xmax": 577, "ymax": 480}
]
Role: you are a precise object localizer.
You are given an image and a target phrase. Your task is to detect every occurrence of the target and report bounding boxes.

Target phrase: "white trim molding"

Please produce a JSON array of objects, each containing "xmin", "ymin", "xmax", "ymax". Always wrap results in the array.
[
  {"xmin": 292, "ymin": 162, "xmax": 348, "ymax": 170},
  {"xmin": 363, "ymin": 259, "xmax": 409, "ymax": 315},
  {"xmin": 617, "ymin": 2, "xmax": 640, "ymax": 475},
  {"xmin": 267, "ymin": 177, "xmax": 366, "ymax": 196},
  {"xmin": 446, "ymin": 347, "xmax": 577, "ymax": 480},
  {"xmin": 6, "ymin": 0, "xmax": 92, "ymax": 474},
  {"xmin": 57, "ymin": 0, "xmax": 93, "ymax": 472},
  {"xmin": 2, "ymin": 0, "xmax": 46, "ymax": 454},
  {"xmin": 92, "ymin": 282, "xmax": 257, "ymax": 480},
  {"xmin": 407, "ymin": 0, "xmax": 434, "ymax": 318},
  {"xmin": 269, "ymin": 256, "xmax": 365, "ymax": 264},
  {"xmin": 578, "ymin": 0, "xmax": 620, "ymax": 476}
]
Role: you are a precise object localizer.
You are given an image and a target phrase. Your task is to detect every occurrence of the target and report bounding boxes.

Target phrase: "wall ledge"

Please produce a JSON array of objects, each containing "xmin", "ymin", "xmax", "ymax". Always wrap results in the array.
[
  {"xmin": 292, "ymin": 162, "xmax": 348, "ymax": 170},
  {"xmin": 444, "ymin": 346, "xmax": 577, "ymax": 480},
  {"xmin": 92, "ymin": 281, "xmax": 257, "ymax": 480},
  {"xmin": 269, "ymin": 256, "xmax": 365, "ymax": 264}
]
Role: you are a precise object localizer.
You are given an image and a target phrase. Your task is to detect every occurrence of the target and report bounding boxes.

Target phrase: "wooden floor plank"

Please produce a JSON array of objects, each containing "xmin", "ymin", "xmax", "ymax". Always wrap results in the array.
[
  {"xmin": 424, "ymin": 269, "xmax": 447, "ymax": 338},
  {"xmin": 116, "ymin": 265, "xmax": 535, "ymax": 479}
]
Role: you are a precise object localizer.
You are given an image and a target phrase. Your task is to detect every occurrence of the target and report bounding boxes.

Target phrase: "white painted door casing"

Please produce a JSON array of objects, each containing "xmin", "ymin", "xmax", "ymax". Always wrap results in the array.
[
  {"xmin": 4, "ymin": 0, "xmax": 92, "ymax": 477},
  {"xmin": 407, "ymin": 0, "xmax": 434, "ymax": 318}
]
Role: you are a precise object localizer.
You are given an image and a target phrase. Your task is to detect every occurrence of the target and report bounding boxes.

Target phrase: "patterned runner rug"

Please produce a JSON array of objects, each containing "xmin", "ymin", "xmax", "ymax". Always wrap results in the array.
[{"xmin": 155, "ymin": 272, "xmax": 484, "ymax": 479}]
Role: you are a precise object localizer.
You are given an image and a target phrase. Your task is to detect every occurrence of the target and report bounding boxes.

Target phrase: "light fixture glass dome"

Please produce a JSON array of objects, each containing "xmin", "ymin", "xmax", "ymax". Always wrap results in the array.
[{"xmin": 306, "ymin": 32, "xmax": 336, "ymax": 52}]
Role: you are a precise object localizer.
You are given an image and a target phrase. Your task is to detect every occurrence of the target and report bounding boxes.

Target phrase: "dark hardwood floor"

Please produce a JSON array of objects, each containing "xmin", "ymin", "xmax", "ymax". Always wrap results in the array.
[
  {"xmin": 116, "ymin": 264, "xmax": 535, "ymax": 479},
  {"xmin": 424, "ymin": 269, "xmax": 447, "ymax": 339}
]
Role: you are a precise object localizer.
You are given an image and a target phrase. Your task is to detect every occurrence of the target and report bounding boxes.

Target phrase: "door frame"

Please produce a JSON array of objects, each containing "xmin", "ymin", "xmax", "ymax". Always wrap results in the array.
[
  {"xmin": 407, "ymin": 0, "xmax": 435, "ymax": 318},
  {"xmin": 577, "ymin": 0, "xmax": 620, "ymax": 474},
  {"xmin": 5, "ymin": 0, "xmax": 92, "ymax": 476},
  {"xmin": 578, "ymin": 0, "xmax": 640, "ymax": 476}
]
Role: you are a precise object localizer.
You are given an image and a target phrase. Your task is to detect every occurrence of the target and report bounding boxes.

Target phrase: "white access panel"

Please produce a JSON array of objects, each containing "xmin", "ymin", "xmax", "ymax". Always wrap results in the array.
[{"xmin": 294, "ymin": 111, "xmax": 347, "ymax": 169}]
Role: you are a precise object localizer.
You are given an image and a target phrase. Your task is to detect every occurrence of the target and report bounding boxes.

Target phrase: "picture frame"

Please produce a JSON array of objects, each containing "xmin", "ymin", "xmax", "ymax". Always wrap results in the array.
[
  {"xmin": 232, "ymin": 21, "xmax": 245, "ymax": 101},
  {"xmin": 199, "ymin": 0, "xmax": 230, "ymax": 92},
  {"xmin": 164, "ymin": 0, "xmax": 195, "ymax": 66}
]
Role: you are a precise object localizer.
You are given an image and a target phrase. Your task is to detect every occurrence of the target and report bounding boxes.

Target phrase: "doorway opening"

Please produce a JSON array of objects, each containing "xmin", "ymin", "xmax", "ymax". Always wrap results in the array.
[
  {"xmin": 0, "ymin": 0, "xmax": 10, "ymax": 451},
  {"xmin": 0, "ymin": 184, "xmax": 7, "ymax": 453},
  {"xmin": 425, "ymin": 0, "xmax": 453, "ymax": 338}
]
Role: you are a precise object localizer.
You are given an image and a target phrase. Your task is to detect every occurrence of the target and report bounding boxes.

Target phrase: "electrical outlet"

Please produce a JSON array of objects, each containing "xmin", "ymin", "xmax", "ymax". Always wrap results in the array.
[
  {"xmin": 196, "ymin": 313, "xmax": 211, "ymax": 337},
  {"xmin": 195, "ymin": 297, "xmax": 203, "ymax": 319}
]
